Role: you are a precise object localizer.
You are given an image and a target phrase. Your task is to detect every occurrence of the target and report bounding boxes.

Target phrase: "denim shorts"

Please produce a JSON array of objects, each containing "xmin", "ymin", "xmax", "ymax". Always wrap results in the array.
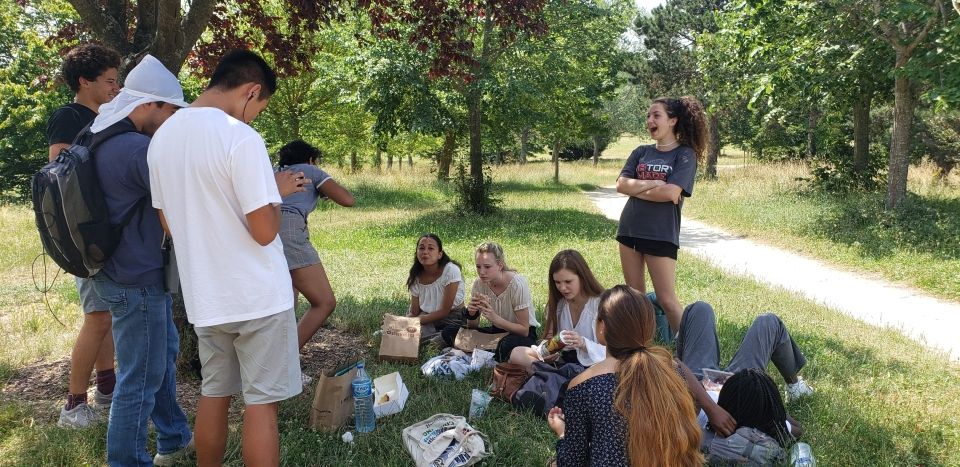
[{"xmin": 76, "ymin": 276, "xmax": 109, "ymax": 313}]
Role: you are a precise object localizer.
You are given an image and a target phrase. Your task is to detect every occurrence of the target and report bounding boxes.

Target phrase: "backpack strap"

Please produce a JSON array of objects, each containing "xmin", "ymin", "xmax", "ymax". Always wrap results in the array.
[{"xmin": 75, "ymin": 119, "xmax": 139, "ymax": 152}]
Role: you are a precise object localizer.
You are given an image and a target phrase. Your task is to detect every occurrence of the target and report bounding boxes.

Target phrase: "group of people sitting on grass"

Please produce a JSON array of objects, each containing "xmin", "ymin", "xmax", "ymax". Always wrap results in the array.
[
  {"xmin": 403, "ymin": 236, "xmax": 814, "ymax": 465},
  {"xmin": 48, "ymin": 40, "xmax": 813, "ymax": 466}
]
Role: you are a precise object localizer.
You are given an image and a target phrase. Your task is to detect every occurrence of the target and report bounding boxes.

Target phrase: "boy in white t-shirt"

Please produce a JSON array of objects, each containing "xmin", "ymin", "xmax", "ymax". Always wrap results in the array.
[{"xmin": 147, "ymin": 50, "xmax": 309, "ymax": 466}]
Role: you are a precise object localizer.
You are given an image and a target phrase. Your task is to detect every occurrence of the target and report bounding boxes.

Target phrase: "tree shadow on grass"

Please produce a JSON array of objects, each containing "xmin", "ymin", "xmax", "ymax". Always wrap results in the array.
[
  {"xmin": 382, "ymin": 207, "xmax": 616, "ymax": 244},
  {"xmin": 494, "ymin": 180, "xmax": 582, "ymax": 195},
  {"xmin": 711, "ymin": 316, "xmax": 957, "ymax": 465},
  {"xmin": 806, "ymin": 192, "xmax": 960, "ymax": 260},
  {"xmin": 337, "ymin": 182, "xmax": 446, "ymax": 211}
]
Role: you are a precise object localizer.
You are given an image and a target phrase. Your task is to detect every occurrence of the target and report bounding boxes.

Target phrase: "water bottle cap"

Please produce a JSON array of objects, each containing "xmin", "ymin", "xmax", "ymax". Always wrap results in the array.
[{"xmin": 356, "ymin": 361, "xmax": 365, "ymax": 369}]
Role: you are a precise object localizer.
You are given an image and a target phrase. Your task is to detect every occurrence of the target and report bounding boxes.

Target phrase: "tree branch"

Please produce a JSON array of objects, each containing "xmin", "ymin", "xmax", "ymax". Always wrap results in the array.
[
  {"xmin": 132, "ymin": 0, "xmax": 158, "ymax": 53},
  {"xmin": 903, "ymin": 2, "xmax": 942, "ymax": 57},
  {"xmin": 68, "ymin": 0, "xmax": 128, "ymax": 51},
  {"xmin": 179, "ymin": 0, "xmax": 218, "ymax": 66}
]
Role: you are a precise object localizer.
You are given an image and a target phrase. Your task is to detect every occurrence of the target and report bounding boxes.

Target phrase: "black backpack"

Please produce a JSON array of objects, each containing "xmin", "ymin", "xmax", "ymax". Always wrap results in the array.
[{"xmin": 31, "ymin": 122, "xmax": 142, "ymax": 278}]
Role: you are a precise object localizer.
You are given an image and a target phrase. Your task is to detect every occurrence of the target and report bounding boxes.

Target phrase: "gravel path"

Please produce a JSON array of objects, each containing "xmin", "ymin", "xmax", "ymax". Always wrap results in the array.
[{"xmin": 587, "ymin": 186, "xmax": 960, "ymax": 362}]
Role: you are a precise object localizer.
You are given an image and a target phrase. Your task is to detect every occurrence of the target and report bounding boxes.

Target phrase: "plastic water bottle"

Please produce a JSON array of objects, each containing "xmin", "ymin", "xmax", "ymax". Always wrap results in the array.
[
  {"xmin": 352, "ymin": 361, "xmax": 376, "ymax": 433},
  {"xmin": 789, "ymin": 442, "xmax": 816, "ymax": 466}
]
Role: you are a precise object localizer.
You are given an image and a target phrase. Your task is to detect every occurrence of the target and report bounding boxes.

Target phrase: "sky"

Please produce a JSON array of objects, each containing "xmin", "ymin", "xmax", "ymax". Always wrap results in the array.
[{"xmin": 635, "ymin": 0, "xmax": 666, "ymax": 14}]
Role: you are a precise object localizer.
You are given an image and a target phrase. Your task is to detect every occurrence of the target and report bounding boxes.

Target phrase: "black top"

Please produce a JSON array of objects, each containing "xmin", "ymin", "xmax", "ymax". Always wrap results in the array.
[
  {"xmin": 556, "ymin": 373, "xmax": 627, "ymax": 467},
  {"xmin": 46, "ymin": 103, "xmax": 96, "ymax": 146},
  {"xmin": 617, "ymin": 144, "xmax": 697, "ymax": 247}
]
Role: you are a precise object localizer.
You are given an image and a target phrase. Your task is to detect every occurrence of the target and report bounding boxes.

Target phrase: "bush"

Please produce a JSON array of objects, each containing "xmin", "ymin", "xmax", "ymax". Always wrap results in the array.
[
  {"xmin": 452, "ymin": 161, "xmax": 499, "ymax": 215},
  {"xmin": 558, "ymin": 135, "xmax": 611, "ymax": 161}
]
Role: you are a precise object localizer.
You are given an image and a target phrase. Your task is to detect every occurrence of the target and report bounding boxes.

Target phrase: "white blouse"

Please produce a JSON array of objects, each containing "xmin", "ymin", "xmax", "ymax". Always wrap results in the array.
[
  {"xmin": 410, "ymin": 262, "xmax": 465, "ymax": 314},
  {"xmin": 470, "ymin": 274, "xmax": 540, "ymax": 327},
  {"xmin": 557, "ymin": 296, "xmax": 606, "ymax": 367}
]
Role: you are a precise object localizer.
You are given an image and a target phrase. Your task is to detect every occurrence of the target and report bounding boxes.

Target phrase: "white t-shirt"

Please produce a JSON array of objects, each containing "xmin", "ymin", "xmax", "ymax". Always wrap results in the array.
[
  {"xmin": 470, "ymin": 274, "xmax": 540, "ymax": 327},
  {"xmin": 556, "ymin": 296, "xmax": 605, "ymax": 366},
  {"xmin": 410, "ymin": 262, "xmax": 465, "ymax": 314},
  {"xmin": 147, "ymin": 107, "xmax": 293, "ymax": 327}
]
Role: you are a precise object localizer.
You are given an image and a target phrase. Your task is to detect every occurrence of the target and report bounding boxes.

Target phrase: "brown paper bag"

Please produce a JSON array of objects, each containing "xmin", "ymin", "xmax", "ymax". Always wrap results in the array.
[
  {"xmin": 454, "ymin": 328, "xmax": 509, "ymax": 352},
  {"xmin": 309, "ymin": 364, "xmax": 358, "ymax": 432},
  {"xmin": 379, "ymin": 314, "xmax": 421, "ymax": 362}
]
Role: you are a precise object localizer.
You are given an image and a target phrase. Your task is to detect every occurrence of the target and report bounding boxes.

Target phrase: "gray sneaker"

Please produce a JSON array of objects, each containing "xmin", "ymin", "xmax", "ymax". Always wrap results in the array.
[
  {"xmin": 57, "ymin": 403, "xmax": 100, "ymax": 429},
  {"xmin": 93, "ymin": 388, "xmax": 112, "ymax": 410},
  {"xmin": 154, "ymin": 435, "xmax": 195, "ymax": 466}
]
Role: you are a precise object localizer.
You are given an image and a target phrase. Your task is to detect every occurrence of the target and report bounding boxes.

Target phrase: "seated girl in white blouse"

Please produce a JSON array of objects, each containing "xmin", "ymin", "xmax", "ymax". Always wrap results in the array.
[
  {"xmin": 406, "ymin": 234, "xmax": 466, "ymax": 342},
  {"xmin": 440, "ymin": 241, "xmax": 539, "ymax": 361},
  {"xmin": 510, "ymin": 250, "xmax": 606, "ymax": 373}
]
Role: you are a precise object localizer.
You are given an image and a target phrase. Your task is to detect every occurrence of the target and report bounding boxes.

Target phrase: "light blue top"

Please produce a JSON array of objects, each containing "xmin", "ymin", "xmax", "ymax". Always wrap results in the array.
[{"xmin": 277, "ymin": 163, "xmax": 332, "ymax": 217}]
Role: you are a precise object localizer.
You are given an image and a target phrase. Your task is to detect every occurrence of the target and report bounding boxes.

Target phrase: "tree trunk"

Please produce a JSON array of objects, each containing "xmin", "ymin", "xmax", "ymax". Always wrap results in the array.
[
  {"xmin": 374, "ymin": 144, "xmax": 383, "ymax": 170},
  {"xmin": 407, "ymin": 154, "xmax": 413, "ymax": 167},
  {"xmin": 467, "ymin": 89, "xmax": 484, "ymax": 181},
  {"xmin": 437, "ymin": 129, "xmax": 456, "ymax": 180},
  {"xmin": 519, "ymin": 127, "xmax": 530, "ymax": 164},
  {"xmin": 67, "ymin": 0, "xmax": 217, "ymax": 75},
  {"xmin": 350, "ymin": 151, "xmax": 359, "ymax": 173},
  {"xmin": 592, "ymin": 135, "xmax": 600, "ymax": 166},
  {"xmin": 806, "ymin": 106, "xmax": 820, "ymax": 159},
  {"xmin": 886, "ymin": 71, "xmax": 916, "ymax": 210},
  {"xmin": 706, "ymin": 113, "xmax": 720, "ymax": 178},
  {"xmin": 552, "ymin": 140, "xmax": 560, "ymax": 182},
  {"xmin": 852, "ymin": 93, "xmax": 872, "ymax": 176},
  {"xmin": 387, "ymin": 153, "xmax": 393, "ymax": 169}
]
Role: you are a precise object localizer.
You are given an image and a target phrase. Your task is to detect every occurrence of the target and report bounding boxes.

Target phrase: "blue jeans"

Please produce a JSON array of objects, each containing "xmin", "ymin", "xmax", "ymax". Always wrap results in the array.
[{"xmin": 93, "ymin": 275, "xmax": 191, "ymax": 466}]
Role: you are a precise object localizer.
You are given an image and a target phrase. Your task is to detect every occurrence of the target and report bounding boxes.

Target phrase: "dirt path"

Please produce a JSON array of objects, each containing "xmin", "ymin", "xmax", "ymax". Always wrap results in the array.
[
  {"xmin": 1, "ymin": 326, "xmax": 366, "ymax": 421},
  {"xmin": 587, "ymin": 186, "xmax": 960, "ymax": 362}
]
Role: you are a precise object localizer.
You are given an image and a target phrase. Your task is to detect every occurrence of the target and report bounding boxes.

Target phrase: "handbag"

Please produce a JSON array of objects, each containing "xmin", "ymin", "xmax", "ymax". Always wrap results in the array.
[
  {"xmin": 402, "ymin": 413, "xmax": 490, "ymax": 467},
  {"xmin": 489, "ymin": 362, "xmax": 529, "ymax": 403}
]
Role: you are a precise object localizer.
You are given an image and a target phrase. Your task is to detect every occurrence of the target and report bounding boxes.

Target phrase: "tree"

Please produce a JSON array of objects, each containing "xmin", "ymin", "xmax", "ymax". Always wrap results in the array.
[
  {"xmin": 862, "ymin": 0, "xmax": 952, "ymax": 208},
  {"xmin": 634, "ymin": 0, "xmax": 727, "ymax": 177},
  {"xmin": 0, "ymin": 1, "xmax": 74, "ymax": 199}
]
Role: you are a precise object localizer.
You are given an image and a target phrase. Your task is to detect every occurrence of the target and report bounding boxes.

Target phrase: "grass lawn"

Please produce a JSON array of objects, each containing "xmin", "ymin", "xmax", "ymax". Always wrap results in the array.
[
  {"xmin": 0, "ymin": 157, "xmax": 958, "ymax": 465},
  {"xmin": 685, "ymin": 153, "xmax": 960, "ymax": 301}
]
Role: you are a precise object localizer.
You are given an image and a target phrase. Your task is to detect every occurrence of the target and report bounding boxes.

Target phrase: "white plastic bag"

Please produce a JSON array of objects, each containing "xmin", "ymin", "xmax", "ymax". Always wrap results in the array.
[
  {"xmin": 402, "ymin": 413, "xmax": 490, "ymax": 467},
  {"xmin": 469, "ymin": 349, "xmax": 496, "ymax": 371}
]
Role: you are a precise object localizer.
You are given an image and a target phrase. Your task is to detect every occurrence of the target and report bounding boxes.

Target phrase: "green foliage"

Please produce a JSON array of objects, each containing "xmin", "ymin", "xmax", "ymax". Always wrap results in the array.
[
  {"xmin": 452, "ymin": 161, "xmax": 499, "ymax": 215},
  {"xmin": 2, "ymin": 160, "xmax": 960, "ymax": 464},
  {"xmin": 0, "ymin": 2, "xmax": 75, "ymax": 199}
]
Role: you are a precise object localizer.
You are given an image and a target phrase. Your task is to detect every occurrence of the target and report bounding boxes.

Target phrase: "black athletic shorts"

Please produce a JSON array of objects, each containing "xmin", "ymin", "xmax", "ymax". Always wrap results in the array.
[{"xmin": 616, "ymin": 235, "xmax": 678, "ymax": 260}]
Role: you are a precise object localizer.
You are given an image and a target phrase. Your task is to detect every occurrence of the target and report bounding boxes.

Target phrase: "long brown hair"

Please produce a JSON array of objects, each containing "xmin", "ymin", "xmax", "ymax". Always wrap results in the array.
[
  {"xmin": 546, "ymin": 250, "xmax": 605, "ymax": 336},
  {"xmin": 654, "ymin": 96, "xmax": 709, "ymax": 162},
  {"xmin": 598, "ymin": 285, "xmax": 703, "ymax": 467}
]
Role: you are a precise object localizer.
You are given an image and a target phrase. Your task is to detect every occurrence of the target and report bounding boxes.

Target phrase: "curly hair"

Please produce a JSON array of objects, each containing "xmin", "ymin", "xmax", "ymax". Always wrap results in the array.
[
  {"xmin": 653, "ymin": 96, "xmax": 709, "ymax": 162},
  {"xmin": 277, "ymin": 139, "xmax": 321, "ymax": 167},
  {"xmin": 60, "ymin": 44, "xmax": 121, "ymax": 93}
]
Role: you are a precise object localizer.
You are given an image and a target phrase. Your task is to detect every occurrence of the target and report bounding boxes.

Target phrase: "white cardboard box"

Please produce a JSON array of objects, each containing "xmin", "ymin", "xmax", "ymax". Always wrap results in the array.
[{"xmin": 373, "ymin": 372, "xmax": 409, "ymax": 419}]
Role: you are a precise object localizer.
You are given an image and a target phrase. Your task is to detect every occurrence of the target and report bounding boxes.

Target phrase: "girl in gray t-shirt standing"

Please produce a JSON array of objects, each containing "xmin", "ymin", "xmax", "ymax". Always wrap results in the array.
[
  {"xmin": 275, "ymin": 140, "xmax": 355, "ymax": 358},
  {"xmin": 616, "ymin": 96, "xmax": 707, "ymax": 336}
]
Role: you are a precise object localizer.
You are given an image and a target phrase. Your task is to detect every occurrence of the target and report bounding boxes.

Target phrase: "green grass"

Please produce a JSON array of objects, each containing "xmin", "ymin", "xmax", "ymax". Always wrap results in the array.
[
  {"xmin": 684, "ymin": 159, "xmax": 960, "ymax": 300},
  {"xmin": 0, "ymin": 158, "xmax": 958, "ymax": 465}
]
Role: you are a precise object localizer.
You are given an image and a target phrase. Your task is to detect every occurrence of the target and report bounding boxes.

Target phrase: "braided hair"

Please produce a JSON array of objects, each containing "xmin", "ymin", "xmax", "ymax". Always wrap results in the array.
[{"xmin": 717, "ymin": 368, "xmax": 793, "ymax": 447}]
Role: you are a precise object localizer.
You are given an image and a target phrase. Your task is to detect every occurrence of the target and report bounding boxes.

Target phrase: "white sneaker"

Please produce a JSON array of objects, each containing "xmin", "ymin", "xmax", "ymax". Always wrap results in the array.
[
  {"xmin": 57, "ymin": 403, "xmax": 100, "ymax": 429},
  {"xmin": 93, "ymin": 388, "xmax": 112, "ymax": 411},
  {"xmin": 154, "ymin": 435, "xmax": 195, "ymax": 466},
  {"xmin": 786, "ymin": 377, "xmax": 815, "ymax": 402}
]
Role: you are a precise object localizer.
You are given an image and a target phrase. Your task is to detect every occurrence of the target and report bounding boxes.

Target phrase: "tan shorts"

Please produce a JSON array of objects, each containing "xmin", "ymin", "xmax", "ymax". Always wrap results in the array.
[{"xmin": 195, "ymin": 308, "xmax": 302, "ymax": 404}]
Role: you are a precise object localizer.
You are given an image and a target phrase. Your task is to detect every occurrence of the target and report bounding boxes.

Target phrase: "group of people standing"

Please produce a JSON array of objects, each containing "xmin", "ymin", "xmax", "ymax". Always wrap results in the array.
[
  {"xmin": 46, "ymin": 44, "xmax": 337, "ymax": 466},
  {"xmin": 45, "ymin": 43, "xmax": 814, "ymax": 466}
]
